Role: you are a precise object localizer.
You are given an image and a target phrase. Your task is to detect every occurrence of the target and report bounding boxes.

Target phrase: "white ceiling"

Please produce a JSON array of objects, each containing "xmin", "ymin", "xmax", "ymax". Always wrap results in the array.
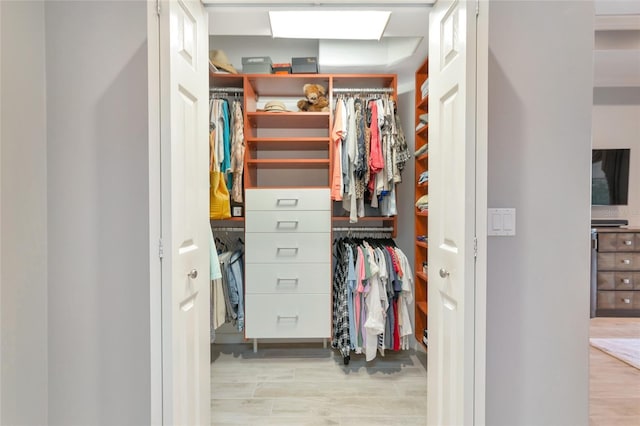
[{"xmin": 205, "ymin": 1, "xmax": 640, "ymax": 89}]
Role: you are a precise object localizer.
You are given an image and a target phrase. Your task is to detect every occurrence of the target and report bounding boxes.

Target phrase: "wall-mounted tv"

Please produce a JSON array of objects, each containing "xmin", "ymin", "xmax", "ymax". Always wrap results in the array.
[{"xmin": 592, "ymin": 148, "xmax": 630, "ymax": 205}]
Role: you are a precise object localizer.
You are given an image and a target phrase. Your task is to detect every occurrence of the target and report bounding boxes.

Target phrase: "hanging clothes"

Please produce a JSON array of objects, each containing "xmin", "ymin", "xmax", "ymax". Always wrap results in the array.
[
  {"xmin": 331, "ymin": 236, "xmax": 414, "ymax": 363},
  {"xmin": 330, "ymin": 94, "xmax": 409, "ymax": 223},
  {"xmin": 212, "ymin": 231, "xmax": 245, "ymax": 333},
  {"xmin": 229, "ymin": 100, "xmax": 245, "ymax": 203}
]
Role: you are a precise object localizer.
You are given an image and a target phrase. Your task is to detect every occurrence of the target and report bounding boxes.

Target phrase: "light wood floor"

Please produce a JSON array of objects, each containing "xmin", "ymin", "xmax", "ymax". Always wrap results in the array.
[
  {"xmin": 210, "ymin": 342, "xmax": 428, "ymax": 426},
  {"xmin": 589, "ymin": 317, "xmax": 640, "ymax": 426},
  {"xmin": 210, "ymin": 319, "xmax": 639, "ymax": 425}
]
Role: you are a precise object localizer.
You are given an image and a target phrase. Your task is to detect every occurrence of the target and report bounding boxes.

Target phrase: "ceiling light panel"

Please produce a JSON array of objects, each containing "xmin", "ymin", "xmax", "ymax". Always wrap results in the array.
[{"xmin": 269, "ymin": 10, "xmax": 391, "ymax": 40}]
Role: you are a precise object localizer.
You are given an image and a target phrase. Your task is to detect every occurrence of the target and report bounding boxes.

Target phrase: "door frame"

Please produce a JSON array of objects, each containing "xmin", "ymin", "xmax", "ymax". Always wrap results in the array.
[
  {"xmin": 146, "ymin": 1, "xmax": 489, "ymax": 423},
  {"xmin": 147, "ymin": 0, "xmax": 163, "ymax": 424},
  {"xmin": 474, "ymin": 1, "xmax": 489, "ymax": 423}
]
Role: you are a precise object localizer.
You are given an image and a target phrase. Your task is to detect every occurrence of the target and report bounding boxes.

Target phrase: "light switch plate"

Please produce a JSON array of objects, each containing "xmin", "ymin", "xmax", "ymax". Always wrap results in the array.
[{"xmin": 488, "ymin": 208, "xmax": 516, "ymax": 236}]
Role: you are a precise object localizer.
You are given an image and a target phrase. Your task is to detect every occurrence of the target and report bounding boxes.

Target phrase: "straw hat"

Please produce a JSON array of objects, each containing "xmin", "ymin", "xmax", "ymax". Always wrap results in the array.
[
  {"xmin": 263, "ymin": 101, "xmax": 289, "ymax": 113},
  {"xmin": 209, "ymin": 50, "xmax": 238, "ymax": 74}
]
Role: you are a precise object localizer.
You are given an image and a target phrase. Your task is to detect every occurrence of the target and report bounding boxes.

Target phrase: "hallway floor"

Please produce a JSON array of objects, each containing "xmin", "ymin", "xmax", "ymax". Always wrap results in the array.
[{"xmin": 589, "ymin": 317, "xmax": 640, "ymax": 426}]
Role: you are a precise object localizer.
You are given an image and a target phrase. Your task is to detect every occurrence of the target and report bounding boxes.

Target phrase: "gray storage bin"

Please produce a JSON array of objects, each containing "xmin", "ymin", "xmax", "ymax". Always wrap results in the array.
[
  {"xmin": 242, "ymin": 56, "xmax": 273, "ymax": 74},
  {"xmin": 291, "ymin": 57, "xmax": 318, "ymax": 74}
]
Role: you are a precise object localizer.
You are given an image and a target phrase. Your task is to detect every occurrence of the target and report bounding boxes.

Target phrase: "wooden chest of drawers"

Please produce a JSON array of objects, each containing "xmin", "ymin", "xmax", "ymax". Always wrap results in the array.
[
  {"xmin": 244, "ymin": 188, "xmax": 331, "ymax": 339},
  {"xmin": 595, "ymin": 229, "xmax": 640, "ymax": 317}
]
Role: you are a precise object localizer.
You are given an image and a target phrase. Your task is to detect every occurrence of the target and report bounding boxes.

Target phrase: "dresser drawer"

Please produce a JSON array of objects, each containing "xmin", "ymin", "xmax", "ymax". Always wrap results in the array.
[
  {"xmin": 245, "ymin": 294, "xmax": 330, "ymax": 338},
  {"xmin": 597, "ymin": 272, "xmax": 640, "ymax": 291},
  {"xmin": 245, "ymin": 263, "xmax": 330, "ymax": 294},
  {"xmin": 246, "ymin": 188, "xmax": 330, "ymax": 211},
  {"xmin": 597, "ymin": 291, "xmax": 640, "ymax": 310},
  {"xmin": 599, "ymin": 232, "xmax": 638, "ymax": 252},
  {"xmin": 597, "ymin": 252, "xmax": 640, "ymax": 271},
  {"xmin": 245, "ymin": 232, "xmax": 330, "ymax": 263},
  {"xmin": 245, "ymin": 210, "xmax": 330, "ymax": 233}
]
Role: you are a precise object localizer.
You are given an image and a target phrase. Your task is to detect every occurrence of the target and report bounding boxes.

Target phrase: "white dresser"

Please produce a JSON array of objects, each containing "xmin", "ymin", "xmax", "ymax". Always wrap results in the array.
[{"xmin": 244, "ymin": 188, "xmax": 332, "ymax": 340}]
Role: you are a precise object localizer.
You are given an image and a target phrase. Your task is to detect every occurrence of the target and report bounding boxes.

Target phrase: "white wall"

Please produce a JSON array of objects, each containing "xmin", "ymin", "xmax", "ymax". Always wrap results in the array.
[
  {"xmin": 0, "ymin": 1, "xmax": 49, "ymax": 424},
  {"xmin": 591, "ymin": 102, "xmax": 640, "ymax": 226},
  {"xmin": 485, "ymin": 1, "xmax": 593, "ymax": 425},
  {"xmin": 210, "ymin": 35, "xmax": 318, "ymax": 73},
  {"xmin": 45, "ymin": 1, "xmax": 150, "ymax": 424}
]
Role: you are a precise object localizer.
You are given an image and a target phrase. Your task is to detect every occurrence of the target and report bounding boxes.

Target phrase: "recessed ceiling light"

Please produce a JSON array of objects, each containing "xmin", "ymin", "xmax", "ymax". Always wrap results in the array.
[{"xmin": 269, "ymin": 11, "xmax": 392, "ymax": 40}]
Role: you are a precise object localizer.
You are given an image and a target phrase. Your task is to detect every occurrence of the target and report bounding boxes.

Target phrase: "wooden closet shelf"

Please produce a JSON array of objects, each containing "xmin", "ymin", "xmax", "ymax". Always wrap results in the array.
[
  {"xmin": 416, "ymin": 153, "xmax": 429, "ymax": 162},
  {"xmin": 332, "ymin": 216, "xmax": 396, "ymax": 222},
  {"xmin": 416, "ymin": 124, "xmax": 429, "ymax": 136},
  {"xmin": 247, "ymin": 112, "xmax": 330, "ymax": 128},
  {"xmin": 246, "ymin": 159, "xmax": 330, "ymax": 169},
  {"xmin": 416, "ymin": 210, "xmax": 429, "ymax": 217},
  {"xmin": 417, "ymin": 96, "xmax": 428, "ymax": 109},
  {"xmin": 416, "ymin": 241, "xmax": 428, "ymax": 249},
  {"xmin": 246, "ymin": 137, "xmax": 329, "ymax": 150},
  {"xmin": 416, "ymin": 301, "xmax": 428, "ymax": 316},
  {"xmin": 209, "ymin": 72, "xmax": 243, "ymax": 88}
]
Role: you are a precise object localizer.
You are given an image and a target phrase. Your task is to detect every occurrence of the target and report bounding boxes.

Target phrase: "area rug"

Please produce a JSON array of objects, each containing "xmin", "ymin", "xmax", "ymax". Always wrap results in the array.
[{"xmin": 589, "ymin": 338, "xmax": 640, "ymax": 370}]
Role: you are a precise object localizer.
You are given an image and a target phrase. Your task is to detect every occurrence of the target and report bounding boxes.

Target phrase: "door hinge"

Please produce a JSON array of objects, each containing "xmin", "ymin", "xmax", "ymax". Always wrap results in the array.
[
  {"xmin": 473, "ymin": 237, "xmax": 478, "ymax": 259},
  {"xmin": 159, "ymin": 239, "xmax": 164, "ymax": 259},
  {"xmin": 476, "ymin": 0, "xmax": 479, "ymax": 16},
  {"xmin": 156, "ymin": 0, "xmax": 161, "ymax": 17}
]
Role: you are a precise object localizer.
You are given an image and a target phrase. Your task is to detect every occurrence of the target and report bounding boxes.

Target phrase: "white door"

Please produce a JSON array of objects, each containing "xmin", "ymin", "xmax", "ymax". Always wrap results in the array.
[
  {"xmin": 157, "ymin": 0, "xmax": 210, "ymax": 424},
  {"xmin": 427, "ymin": 0, "xmax": 486, "ymax": 424}
]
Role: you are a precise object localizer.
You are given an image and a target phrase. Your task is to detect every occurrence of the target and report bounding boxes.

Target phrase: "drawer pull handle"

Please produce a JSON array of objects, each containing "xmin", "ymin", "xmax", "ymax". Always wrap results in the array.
[
  {"xmin": 277, "ymin": 277, "xmax": 299, "ymax": 285},
  {"xmin": 276, "ymin": 220, "xmax": 299, "ymax": 228},
  {"xmin": 621, "ymin": 259, "xmax": 631, "ymax": 265},
  {"xmin": 276, "ymin": 198, "xmax": 299, "ymax": 206},
  {"xmin": 277, "ymin": 315, "xmax": 299, "ymax": 321},
  {"xmin": 622, "ymin": 278, "xmax": 631, "ymax": 285},
  {"xmin": 277, "ymin": 247, "xmax": 299, "ymax": 254},
  {"xmin": 621, "ymin": 298, "xmax": 631, "ymax": 304},
  {"xmin": 624, "ymin": 240, "xmax": 633, "ymax": 246}
]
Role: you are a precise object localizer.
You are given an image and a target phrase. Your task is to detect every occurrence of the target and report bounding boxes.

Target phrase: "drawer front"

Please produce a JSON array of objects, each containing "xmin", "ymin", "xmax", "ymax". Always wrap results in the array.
[
  {"xmin": 615, "ymin": 253, "xmax": 640, "ymax": 270},
  {"xmin": 597, "ymin": 272, "xmax": 615, "ymax": 290},
  {"xmin": 245, "ymin": 232, "xmax": 330, "ymax": 263},
  {"xmin": 599, "ymin": 272, "xmax": 640, "ymax": 291},
  {"xmin": 598, "ymin": 232, "xmax": 640, "ymax": 252},
  {"xmin": 245, "ymin": 263, "xmax": 330, "ymax": 294},
  {"xmin": 598, "ymin": 290, "xmax": 640, "ymax": 310},
  {"xmin": 245, "ymin": 294, "xmax": 330, "ymax": 338},
  {"xmin": 614, "ymin": 272, "xmax": 637, "ymax": 291},
  {"xmin": 597, "ymin": 291, "xmax": 616, "ymax": 310},
  {"xmin": 245, "ymin": 210, "xmax": 330, "ymax": 233},
  {"xmin": 598, "ymin": 233, "xmax": 618, "ymax": 252},
  {"xmin": 598, "ymin": 252, "xmax": 640, "ymax": 270},
  {"xmin": 616, "ymin": 233, "xmax": 637, "ymax": 251},
  {"xmin": 246, "ymin": 188, "xmax": 331, "ymax": 211},
  {"xmin": 614, "ymin": 291, "xmax": 640, "ymax": 310},
  {"xmin": 634, "ymin": 272, "xmax": 640, "ymax": 290}
]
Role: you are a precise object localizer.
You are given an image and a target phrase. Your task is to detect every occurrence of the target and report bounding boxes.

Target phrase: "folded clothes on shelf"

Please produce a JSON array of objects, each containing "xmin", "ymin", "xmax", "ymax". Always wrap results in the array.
[
  {"xmin": 415, "ymin": 194, "xmax": 429, "ymax": 211},
  {"xmin": 414, "ymin": 144, "xmax": 428, "ymax": 157},
  {"xmin": 419, "ymin": 113, "xmax": 429, "ymax": 124},
  {"xmin": 418, "ymin": 171, "xmax": 429, "ymax": 185},
  {"xmin": 415, "ymin": 122, "xmax": 427, "ymax": 132},
  {"xmin": 416, "ymin": 235, "xmax": 427, "ymax": 242}
]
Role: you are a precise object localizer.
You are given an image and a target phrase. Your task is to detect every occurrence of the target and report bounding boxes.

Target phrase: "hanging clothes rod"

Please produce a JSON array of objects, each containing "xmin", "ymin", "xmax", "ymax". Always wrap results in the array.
[
  {"xmin": 209, "ymin": 87, "xmax": 244, "ymax": 94},
  {"xmin": 332, "ymin": 87, "xmax": 394, "ymax": 94},
  {"xmin": 333, "ymin": 227, "xmax": 394, "ymax": 232},
  {"xmin": 211, "ymin": 226, "xmax": 245, "ymax": 232}
]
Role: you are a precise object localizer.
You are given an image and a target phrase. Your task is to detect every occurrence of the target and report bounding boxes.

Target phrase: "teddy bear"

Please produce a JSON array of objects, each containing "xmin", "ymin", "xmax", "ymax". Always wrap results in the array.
[{"xmin": 297, "ymin": 83, "xmax": 330, "ymax": 112}]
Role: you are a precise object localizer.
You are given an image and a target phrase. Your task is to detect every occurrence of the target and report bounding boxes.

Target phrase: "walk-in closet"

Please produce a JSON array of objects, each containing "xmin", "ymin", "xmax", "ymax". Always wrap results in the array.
[{"xmin": 205, "ymin": 2, "xmax": 430, "ymax": 425}]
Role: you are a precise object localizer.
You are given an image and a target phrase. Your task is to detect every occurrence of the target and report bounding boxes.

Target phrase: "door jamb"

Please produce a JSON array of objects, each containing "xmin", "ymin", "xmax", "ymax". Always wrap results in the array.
[{"xmin": 147, "ymin": 1, "xmax": 163, "ymax": 424}]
